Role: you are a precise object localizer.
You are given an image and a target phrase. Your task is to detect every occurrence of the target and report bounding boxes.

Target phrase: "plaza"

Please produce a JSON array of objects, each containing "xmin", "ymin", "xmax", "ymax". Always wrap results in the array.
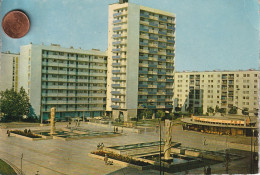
[{"xmin": 0, "ymin": 121, "xmax": 258, "ymax": 174}]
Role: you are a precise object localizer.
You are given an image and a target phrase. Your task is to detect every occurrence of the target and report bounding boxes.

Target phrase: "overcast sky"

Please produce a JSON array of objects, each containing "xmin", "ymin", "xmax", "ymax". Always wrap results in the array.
[{"xmin": 1, "ymin": 0, "xmax": 259, "ymax": 71}]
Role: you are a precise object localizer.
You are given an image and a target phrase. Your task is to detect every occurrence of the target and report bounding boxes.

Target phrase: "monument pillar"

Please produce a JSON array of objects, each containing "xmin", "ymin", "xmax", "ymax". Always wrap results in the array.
[
  {"xmin": 50, "ymin": 107, "xmax": 56, "ymax": 135},
  {"xmin": 164, "ymin": 119, "xmax": 173, "ymax": 160}
]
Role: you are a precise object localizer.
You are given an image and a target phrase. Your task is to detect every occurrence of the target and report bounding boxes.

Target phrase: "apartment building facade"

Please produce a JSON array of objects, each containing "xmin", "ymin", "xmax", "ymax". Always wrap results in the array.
[
  {"xmin": 174, "ymin": 70, "xmax": 259, "ymax": 115},
  {"xmin": 107, "ymin": 2, "xmax": 175, "ymax": 120},
  {"xmin": 18, "ymin": 44, "xmax": 107, "ymax": 120},
  {"xmin": 0, "ymin": 52, "xmax": 19, "ymax": 92}
]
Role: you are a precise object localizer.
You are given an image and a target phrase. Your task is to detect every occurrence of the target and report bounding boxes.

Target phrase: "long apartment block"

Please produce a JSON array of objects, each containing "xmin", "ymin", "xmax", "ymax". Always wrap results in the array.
[
  {"xmin": 0, "ymin": 52, "xmax": 19, "ymax": 92},
  {"xmin": 174, "ymin": 70, "xmax": 259, "ymax": 115},
  {"xmin": 18, "ymin": 44, "xmax": 107, "ymax": 120},
  {"xmin": 107, "ymin": 2, "xmax": 176, "ymax": 120}
]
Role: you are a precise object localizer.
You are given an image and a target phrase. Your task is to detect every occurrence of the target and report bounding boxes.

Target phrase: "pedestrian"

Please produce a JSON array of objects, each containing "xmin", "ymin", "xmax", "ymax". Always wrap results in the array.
[
  {"xmin": 28, "ymin": 129, "xmax": 31, "ymax": 134},
  {"xmin": 113, "ymin": 126, "xmax": 115, "ymax": 133},
  {"xmin": 6, "ymin": 130, "xmax": 9, "ymax": 134},
  {"xmin": 104, "ymin": 154, "xmax": 108, "ymax": 165},
  {"xmin": 203, "ymin": 137, "xmax": 206, "ymax": 146},
  {"xmin": 203, "ymin": 166, "xmax": 206, "ymax": 174},
  {"xmin": 206, "ymin": 165, "xmax": 211, "ymax": 175},
  {"xmin": 7, "ymin": 130, "xmax": 10, "ymax": 137}
]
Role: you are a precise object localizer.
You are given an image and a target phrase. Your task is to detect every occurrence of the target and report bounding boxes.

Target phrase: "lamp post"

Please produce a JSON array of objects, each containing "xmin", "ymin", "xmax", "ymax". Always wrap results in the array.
[
  {"xmin": 21, "ymin": 153, "xmax": 23, "ymax": 175},
  {"xmin": 159, "ymin": 117, "xmax": 162, "ymax": 175}
]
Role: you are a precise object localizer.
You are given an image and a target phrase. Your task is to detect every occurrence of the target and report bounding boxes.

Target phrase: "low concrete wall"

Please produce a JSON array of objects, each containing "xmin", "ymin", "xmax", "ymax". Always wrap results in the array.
[
  {"xmin": 10, "ymin": 133, "xmax": 44, "ymax": 141},
  {"xmin": 88, "ymin": 153, "xmax": 153, "ymax": 170},
  {"xmin": 87, "ymin": 122, "xmax": 140, "ymax": 133}
]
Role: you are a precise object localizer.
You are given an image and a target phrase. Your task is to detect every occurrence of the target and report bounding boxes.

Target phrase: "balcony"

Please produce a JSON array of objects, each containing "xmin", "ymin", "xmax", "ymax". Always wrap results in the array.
[
  {"xmin": 112, "ymin": 84, "xmax": 121, "ymax": 87},
  {"xmin": 112, "ymin": 55, "xmax": 121, "ymax": 59},
  {"xmin": 138, "ymin": 91, "xmax": 148, "ymax": 95},
  {"xmin": 149, "ymin": 50, "xmax": 158, "ymax": 54},
  {"xmin": 167, "ymin": 40, "xmax": 175, "ymax": 43},
  {"xmin": 113, "ymin": 19, "xmax": 122, "ymax": 24},
  {"xmin": 158, "ymin": 71, "xmax": 166, "ymax": 75},
  {"xmin": 148, "ymin": 64, "xmax": 157, "ymax": 68},
  {"xmin": 149, "ymin": 36, "xmax": 158, "ymax": 40},
  {"xmin": 158, "ymin": 58, "xmax": 166, "ymax": 62},
  {"xmin": 139, "ymin": 56, "xmax": 148, "ymax": 60},
  {"xmin": 113, "ymin": 26, "xmax": 121, "ymax": 31},
  {"xmin": 148, "ymin": 78, "xmax": 157, "ymax": 81},
  {"xmin": 112, "ymin": 48, "xmax": 121, "ymax": 52},
  {"xmin": 140, "ymin": 42, "xmax": 148, "ymax": 46},
  {"xmin": 111, "ymin": 98, "xmax": 121, "ymax": 102},
  {"xmin": 157, "ymin": 65, "xmax": 166, "ymax": 69},
  {"xmin": 139, "ymin": 98, "xmax": 147, "ymax": 102},
  {"xmin": 139, "ymin": 70, "xmax": 148, "ymax": 74},
  {"xmin": 158, "ymin": 44, "xmax": 166, "ymax": 49},
  {"xmin": 148, "ymin": 71, "xmax": 157, "ymax": 75},
  {"xmin": 165, "ymin": 105, "xmax": 173, "ymax": 108},
  {"xmin": 148, "ymin": 85, "xmax": 157, "ymax": 88},
  {"xmin": 166, "ymin": 79, "xmax": 174, "ymax": 82},
  {"xmin": 158, "ymin": 51, "xmax": 167, "ymax": 55},
  {"xmin": 113, "ymin": 12, "xmax": 122, "ymax": 17},
  {"xmin": 140, "ymin": 35, "xmax": 149, "ymax": 39},
  {"xmin": 112, "ymin": 70, "xmax": 121, "ymax": 74},
  {"xmin": 111, "ymin": 105, "xmax": 120, "ymax": 109},
  {"xmin": 159, "ymin": 18, "xmax": 167, "ymax": 22},
  {"xmin": 148, "ymin": 99, "xmax": 156, "ymax": 102},
  {"xmin": 112, "ymin": 63, "xmax": 121, "ymax": 66},
  {"xmin": 166, "ymin": 92, "xmax": 173, "ymax": 95},
  {"xmin": 140, "ymin": 49, "xmax": 149, "ymax": 53},
  {"xmin": 140, "ymin": 13, "xmax": 149, "ymax": 18},
  {"xmin": 139, "ymin": 84, "xmax": 148, "ymax": 88},
  {"xmin": 158, "ymin": 85, "xmax": 166, "ymax": 88},
  {"xmin": 166, "ymin": 66, "xmax": 174, "ymax": 69},
  {"xmin": 140, "ymin": 27, "xmax": 149, "ymax": 32},
  {"xmin": 167, "ymin": 26, "xmax": 175, "ymax": 30},
  {"xmin": 148, "ymin": 105, "xmax": 156, "ymax": 108},
  {"xmin": 157, "ymin": 79, "xmax": 166, "ymax": 82},
  {"xmin": 139, "ymin": 63, "xmax": 148, "ymax": 67},
  {"xmin": 149, "ymin": 22, "xmax": 158, "ymax": 27},
  {"xmin": 139, "ymin": 77, "xmax": 148, "ymax": 81},
  {"xmin": 112, "ymin": 41, "xmax": 121, "ymax": 45},
  {"xmin": 140, "ymin": 21, "xmax": 149, "ymax": 25},
  {"xmin": 148, "ymin": 91, "xmax": 157, "ymax": 95},
  {"xmin": 158, "ymin": 31, "xmax": 167, "ymax": 35},
  {"xmin": 112, "ymin": 34, "xmax": 121, "ymax": 38}
]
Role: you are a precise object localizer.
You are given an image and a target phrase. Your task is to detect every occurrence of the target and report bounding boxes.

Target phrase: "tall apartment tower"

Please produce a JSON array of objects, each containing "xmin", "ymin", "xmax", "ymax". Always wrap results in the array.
[
  {"xmin": 107, "ymin": 2, "xmax": 176, "ymax": 120},
  {"xmin": 19, "ymin": 44, "xmax": 107, "ymax": 120},
  {"xmin": 0, "ymin": 52, "xmax": 19, "ymax": 92}
]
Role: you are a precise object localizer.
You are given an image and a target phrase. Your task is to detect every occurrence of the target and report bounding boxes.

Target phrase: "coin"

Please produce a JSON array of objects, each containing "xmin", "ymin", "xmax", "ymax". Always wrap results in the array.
[{"xmin": 2, "ymin": 10, "xmax": 30, "ymax": 38}]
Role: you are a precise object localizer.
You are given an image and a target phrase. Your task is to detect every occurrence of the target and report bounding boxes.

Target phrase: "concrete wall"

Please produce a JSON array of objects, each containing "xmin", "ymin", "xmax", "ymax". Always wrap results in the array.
[
  {"xmin": 0, "ymin": 53, "xmax": 19, "ymax": 92},
  {"xmin": 125, "ymin": 3, "xmax": 140, "ymax": 113}
]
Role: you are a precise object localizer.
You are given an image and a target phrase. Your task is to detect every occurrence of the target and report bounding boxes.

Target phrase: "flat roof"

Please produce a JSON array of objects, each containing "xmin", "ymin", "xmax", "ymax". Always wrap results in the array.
[{"xmin": 181, "ymin": 118, "xmax": 258, "ymax": 129}]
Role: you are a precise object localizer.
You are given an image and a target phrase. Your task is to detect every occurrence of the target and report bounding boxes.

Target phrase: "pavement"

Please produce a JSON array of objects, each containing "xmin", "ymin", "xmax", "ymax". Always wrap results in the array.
[{"xmin": 0, "ymin": 122, "xmax": 258, "ymax": 175}]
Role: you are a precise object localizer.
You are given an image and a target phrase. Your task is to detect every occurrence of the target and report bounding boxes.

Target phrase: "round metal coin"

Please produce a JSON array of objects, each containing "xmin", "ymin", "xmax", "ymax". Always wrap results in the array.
[{"xmin": 2, "ymin": 10, "xmax": 30, "ymax": 38}]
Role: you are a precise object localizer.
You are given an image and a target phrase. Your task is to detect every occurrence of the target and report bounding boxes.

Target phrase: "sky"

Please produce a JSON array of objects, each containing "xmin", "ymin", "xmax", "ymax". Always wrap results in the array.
[{"xmin": 0, "ymin": 0, "xmax": 259, "ymax": 71}]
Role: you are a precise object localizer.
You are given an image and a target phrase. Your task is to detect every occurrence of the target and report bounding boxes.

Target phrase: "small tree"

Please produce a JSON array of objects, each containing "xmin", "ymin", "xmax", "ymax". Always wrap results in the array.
[
  {"xmin": 197, "ymin": 107, "xmax": 203, "ymax": 115},
  {"xmin": 0, "ymin": 87, "xmax": 31, "ymax": 121},
  {"xmin": 175, "ymin": 107, "xmax": 181, "ymax": 112},
  {"xmin": 219, "ymin": 108, "xmax": 226, "ymax": 114},
  {"xmin": 242, "ymin": 108, "xmax": 249, "ymax": 115},
  {"xmin": 207, "ymin": 107, "xmax": 214, "ymax": 114},
  {"xmin": 156, "ymin": 110, "xmax": 165, "ymax": 118},
  {"xmin": 215, "ymin": 105, "xmax": 220, "ymax": 113},
  {"xmin": 228, "ymin": 106, "xmax": 237, "ymax": 114},
  {"xmin": 140, "ymin": 109, "xmax": 153, "ymax": 119}
]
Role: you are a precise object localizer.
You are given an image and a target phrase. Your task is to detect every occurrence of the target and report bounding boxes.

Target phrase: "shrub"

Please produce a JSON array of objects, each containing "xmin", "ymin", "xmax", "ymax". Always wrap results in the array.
[
  {"xmin": 10, "ymin": 130, "xmax": 41, "ymax": 138},
  {"xmin": 91, "ymin": 151, "xmax": 150, "ymax": 166}
]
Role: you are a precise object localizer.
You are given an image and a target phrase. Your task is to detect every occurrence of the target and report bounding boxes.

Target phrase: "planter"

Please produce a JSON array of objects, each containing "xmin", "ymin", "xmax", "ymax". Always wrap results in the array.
[
  {"xmin": 88, "ymin": 153, "xmax": 153, "ymax": 170},
  {"xmin": 10, "ymin": 133, "xmax": 44, "ymax": 141}
]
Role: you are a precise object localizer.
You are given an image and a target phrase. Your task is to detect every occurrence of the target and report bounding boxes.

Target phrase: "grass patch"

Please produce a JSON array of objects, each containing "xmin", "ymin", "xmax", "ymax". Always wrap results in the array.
[{"xmin": 0, "ymin": 159, "xmax": 16, "ymax": 175}]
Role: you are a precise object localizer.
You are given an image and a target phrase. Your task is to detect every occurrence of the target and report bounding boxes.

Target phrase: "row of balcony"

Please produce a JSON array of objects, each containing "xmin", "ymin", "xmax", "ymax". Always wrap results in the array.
[{"xmin": 42, "ymin": 93, "xmax": 106, "ymax": 97}]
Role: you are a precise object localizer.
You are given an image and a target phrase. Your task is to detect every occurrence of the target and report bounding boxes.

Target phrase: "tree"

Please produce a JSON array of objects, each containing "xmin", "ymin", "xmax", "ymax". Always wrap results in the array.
[
  {"xmin": 197, "ymin": 107, "xmax": 203, "ymax": 115},
  {"xmin": 0, "ymin": 87, "xmax": 32, "ymax": 121},
  {"xmin": 242, "ymin": 108, "xmax": 249, "ymax": 115},
  {"xmin": 156, "ymin": 110, "xmax": 165, "ymax": 118},
  {"xmin": 215, "ymin": 105, "xmax": 220, "ymax": 113},
  {"xmin": 207, "ymin": 107, "xmax": 214, "ymax": 114},
  {"xmin": 139, "ymin": 109, "xmax": 153, "ymax": 119},
  {"xmin": 228, "ymin": 106, "xmax": 237, "ymax": 114},
  {"xmin": 175, "ymin": 107, "xmax": 181, "ymax": 112},
  {"xmin": 186, "ymin": 106, "xmax": 193, "ymax": 114},
  {"xmin": 219, "ymin": 108, "xmax": 226, "ymax": 114}
]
